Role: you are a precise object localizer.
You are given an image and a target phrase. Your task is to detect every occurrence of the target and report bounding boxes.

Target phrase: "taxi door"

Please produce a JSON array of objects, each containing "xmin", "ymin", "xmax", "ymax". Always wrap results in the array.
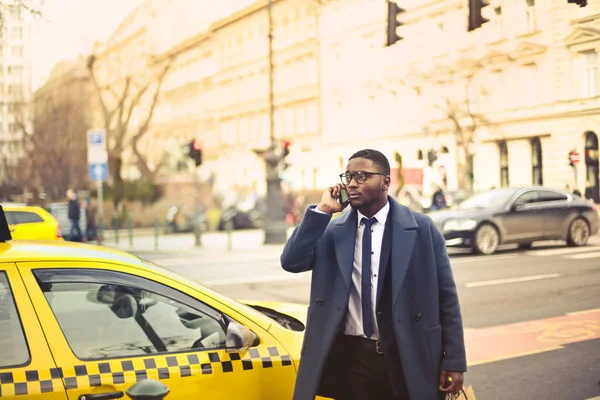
[
  {"xmin": 0, "ymin": 262, "xmax": 67, "ymax": 400},
  {"xmin": 19, "ymin": 261, "xmax": 296, "ymax": 400}
]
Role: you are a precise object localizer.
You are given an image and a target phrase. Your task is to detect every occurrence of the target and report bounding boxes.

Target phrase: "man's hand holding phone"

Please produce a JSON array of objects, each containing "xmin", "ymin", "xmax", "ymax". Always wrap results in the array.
[{"xmin": 317, "ymin": 184, "xmax": 350, "ymax": 214}]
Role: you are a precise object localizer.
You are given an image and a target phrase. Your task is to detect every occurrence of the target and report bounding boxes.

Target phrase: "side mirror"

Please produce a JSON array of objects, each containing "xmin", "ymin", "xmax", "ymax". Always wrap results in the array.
[
  {"xmin": 225, "ymin": 321, "xmax": 259, "ymax": 353},
  {"xmin": 510, "ymin": 203, "xmax": 520, "ymax": 212}
]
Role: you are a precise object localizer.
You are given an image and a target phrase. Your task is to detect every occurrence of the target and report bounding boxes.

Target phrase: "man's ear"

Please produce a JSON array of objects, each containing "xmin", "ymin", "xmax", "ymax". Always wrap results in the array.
[{"xmin": 383, "ymin": 175, "xmax": 391, "ymax": 191}]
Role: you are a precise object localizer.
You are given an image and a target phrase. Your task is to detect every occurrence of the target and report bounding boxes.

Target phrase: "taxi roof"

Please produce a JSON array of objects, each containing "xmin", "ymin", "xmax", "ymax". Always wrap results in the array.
[{"xmin": 0, "ymin": 240, "xmax": 144, "ymax": 265}]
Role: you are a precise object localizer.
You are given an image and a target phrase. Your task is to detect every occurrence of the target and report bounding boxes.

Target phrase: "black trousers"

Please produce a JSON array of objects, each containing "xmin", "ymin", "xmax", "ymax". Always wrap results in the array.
[{"xmin": 328, "ymin": 335, "xmax": 410, "ymax": 400}]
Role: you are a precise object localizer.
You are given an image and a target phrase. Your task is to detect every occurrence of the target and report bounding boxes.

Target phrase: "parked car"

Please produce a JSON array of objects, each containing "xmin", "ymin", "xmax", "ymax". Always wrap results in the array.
[
  {"xmin": 164, "ymin": 205, "xmax": 208, "ymax": 234},
  {"xmin": 428, "ymin": 186, "xmax": 599, "ymax": 255},
  {"xmin": 0, "ymin": 207, "xmax": 311, "ymax": 400},
  {"xmin": 1, "ymin": 204, "xmax": 63, "ymax": 240}
]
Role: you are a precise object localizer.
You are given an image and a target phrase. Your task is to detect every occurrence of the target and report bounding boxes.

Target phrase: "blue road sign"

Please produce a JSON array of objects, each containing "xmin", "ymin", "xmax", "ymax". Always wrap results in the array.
[
  {"xmin": 89, "ymin": 162, "xmax": 109, "ymax": 182},
  {"xmin": 88, "ymin": 130, "xmax": 105, "ymax": 146}
]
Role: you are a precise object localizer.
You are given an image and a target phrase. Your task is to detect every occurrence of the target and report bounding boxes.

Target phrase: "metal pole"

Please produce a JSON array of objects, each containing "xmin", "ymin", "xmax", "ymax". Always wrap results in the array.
[
  {"xmin": 263, "ymin": 0, "xmax": 288, "ymax": 244},
  {"xmin": 96, "ymin": 180, "xmax": 104, "ymax": 245},
  {"xmin": 154, "ymin": 218, "xmax": 159, "ymax": 250},
  {"xmin": 113, "ymin": 216, "xmax": 119, "ymax": 244},
  {"xmin": 129, "ymin": 215, "xmax": 133, "ymax": 248},
  {"xmin": 193, "ymin": 170, "xmax": 202, "ymax": 247}
]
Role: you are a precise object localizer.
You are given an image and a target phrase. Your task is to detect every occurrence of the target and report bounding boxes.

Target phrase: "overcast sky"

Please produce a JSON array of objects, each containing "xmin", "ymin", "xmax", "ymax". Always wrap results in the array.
[{"xmin": 31, "ymin": 0, "xmax": 144, "ymax": 89}]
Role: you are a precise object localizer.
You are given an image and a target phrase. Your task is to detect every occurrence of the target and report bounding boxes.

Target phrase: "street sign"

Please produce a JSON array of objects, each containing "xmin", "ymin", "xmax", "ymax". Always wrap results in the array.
[
  {"xmin": 89, "ymin": 163, "xmax": 108, "ymax": 181},
  {"xmin": 87, "ymin": 129, "xmax": 109, "ymax": 182},
  {"xmin": 570, "ymin": 151, "xmax": 581, "ymax": 164}
]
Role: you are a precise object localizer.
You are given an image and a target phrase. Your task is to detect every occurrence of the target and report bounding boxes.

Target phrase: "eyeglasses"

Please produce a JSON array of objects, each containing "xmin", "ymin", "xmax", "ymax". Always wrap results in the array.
[{"xmin": 339, "ymin": 171, "xmax": 387, "ymax": 185}]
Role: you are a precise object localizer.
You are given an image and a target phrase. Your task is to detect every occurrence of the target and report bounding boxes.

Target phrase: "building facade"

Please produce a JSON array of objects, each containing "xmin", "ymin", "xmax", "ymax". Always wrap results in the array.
[
  {"xmin": 153, "ymin": 0, "xmax": 322, "ymax": 199},
  {"xmin": 319, "ymin": 0, "xmax": 600, "ymax": 201},
  {"xmin": 0, "ymin": 0, "xmax": 35, "ymax": 186}
]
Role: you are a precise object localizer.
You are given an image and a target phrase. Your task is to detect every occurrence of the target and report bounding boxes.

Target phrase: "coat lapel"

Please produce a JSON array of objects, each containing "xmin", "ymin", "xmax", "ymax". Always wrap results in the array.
[
  {"xmin": 389, "ymin": 197, "xmax": 418, "ymax": 309},
  {"xmin": 333, "ymin": 208, "xmax": 358, "ymax": 292}
]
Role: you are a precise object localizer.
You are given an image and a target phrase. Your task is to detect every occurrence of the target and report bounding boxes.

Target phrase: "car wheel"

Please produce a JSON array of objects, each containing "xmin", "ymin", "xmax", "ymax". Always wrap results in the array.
[
  {"xmin": 567, "ymin": 217, "xmax": 590, "ymax": 246},
  {"xmin": 518, "ymin": 243, "xmax": 533, "ymax": 250},
  {"xmin": 473, "ymin": 223, "xmax": 500, "ymax": 255}
]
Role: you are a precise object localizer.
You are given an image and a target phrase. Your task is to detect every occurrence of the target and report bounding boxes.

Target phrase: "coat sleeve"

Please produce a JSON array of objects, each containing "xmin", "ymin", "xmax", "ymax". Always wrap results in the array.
[
  {"xmin": 431, "ymin": 222, "xmax": 467, "ymax": 372},
  {"xmin": 280, "ymin": 205, "xmax": 332, "ymax": 273}
]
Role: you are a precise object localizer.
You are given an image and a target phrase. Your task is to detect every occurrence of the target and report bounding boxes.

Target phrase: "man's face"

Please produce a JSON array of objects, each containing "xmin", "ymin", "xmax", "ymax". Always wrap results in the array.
[{"xmin": 344, "ymin": 157, "xmax": 389, "ymax": 209}]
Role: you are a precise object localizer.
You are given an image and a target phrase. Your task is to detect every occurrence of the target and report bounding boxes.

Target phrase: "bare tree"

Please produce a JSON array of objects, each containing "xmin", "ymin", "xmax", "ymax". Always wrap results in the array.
[
  {"xmin": 404, "ymin": 58, "xmax": 500, "ymax": 191},
  {"xmin": 30, "ymin": 78, "xmax": 91, "ymax": 200},
  {"xmin": 86, "ymin": 53, "xmax": 176, "ymax": 207}
]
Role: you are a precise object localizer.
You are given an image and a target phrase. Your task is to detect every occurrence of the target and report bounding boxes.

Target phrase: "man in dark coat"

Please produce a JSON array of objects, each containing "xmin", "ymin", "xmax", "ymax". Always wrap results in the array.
[
  {"xmin": 281, "ymin": 149, "xmax": 466, "ymax": 400},
  {"xmin": 66, "ymin": 189, "xmax": 82, "ymax": 242}
]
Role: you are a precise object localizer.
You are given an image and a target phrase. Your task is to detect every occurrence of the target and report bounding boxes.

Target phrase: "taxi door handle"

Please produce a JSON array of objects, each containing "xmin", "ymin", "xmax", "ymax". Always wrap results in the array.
[{"xmin": 79, "ymin": 392, "xmax": 124, "ymax": 400}]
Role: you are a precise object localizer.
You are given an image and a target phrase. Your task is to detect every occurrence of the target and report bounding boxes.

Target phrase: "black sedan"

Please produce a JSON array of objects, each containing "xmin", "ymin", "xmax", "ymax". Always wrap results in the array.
[{"xmin": 428, "ymin": 187, "xmax": 599, "ymax": 255}]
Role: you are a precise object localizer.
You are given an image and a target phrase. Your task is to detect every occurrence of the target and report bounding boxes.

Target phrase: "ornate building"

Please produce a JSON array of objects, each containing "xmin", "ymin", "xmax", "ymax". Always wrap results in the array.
[
  {"xmin": 319, "ymin": 0, "xmax": 600, "ymax": 200},
  {"xmin": 153, "ymin": 0, "xmax": 322, "ymax": 198}
]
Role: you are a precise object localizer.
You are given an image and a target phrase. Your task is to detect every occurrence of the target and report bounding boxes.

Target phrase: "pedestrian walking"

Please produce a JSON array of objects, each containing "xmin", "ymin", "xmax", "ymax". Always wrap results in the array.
[
  {"xmin": 85, "ymin": 198, "xmax": 98, "ymax": 242},
  {"xmin": 66, "ymin": 189, "xmax": 82, "ymax": 242},
  {"xmin": 281, "ymin": 149, "xmax": 466, "ymax": 400}
]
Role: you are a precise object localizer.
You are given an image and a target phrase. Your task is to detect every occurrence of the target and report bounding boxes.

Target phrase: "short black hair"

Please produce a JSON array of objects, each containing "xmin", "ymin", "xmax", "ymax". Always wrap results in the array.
[{"xmin": 349, "ymin": 149, "xmax": 391, "ymax": 175}]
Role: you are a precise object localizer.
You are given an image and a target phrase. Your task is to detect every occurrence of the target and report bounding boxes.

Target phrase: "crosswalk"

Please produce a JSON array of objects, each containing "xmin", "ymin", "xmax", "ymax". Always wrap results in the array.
[{"xmin": 527, "ymin": 245, "xmax": 600, "ymax": 260}]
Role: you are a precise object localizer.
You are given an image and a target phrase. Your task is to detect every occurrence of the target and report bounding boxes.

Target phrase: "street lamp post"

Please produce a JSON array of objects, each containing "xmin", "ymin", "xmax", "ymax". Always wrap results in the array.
[{"xmin": 258, "ymin": 0, "xmax": 288, "ymax": 244}]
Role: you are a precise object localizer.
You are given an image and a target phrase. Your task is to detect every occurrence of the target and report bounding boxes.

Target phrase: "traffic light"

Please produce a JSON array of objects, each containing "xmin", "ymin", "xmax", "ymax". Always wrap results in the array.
[
  {"xmin": 385, "ymin": 1, "xmax": 405, "ymax": 47},
  {"xmin": 187, "ymin": 140, "xmax": 203, "ymax": 166},
  {"xmin": 568, "ymin": 0, "xmax": 587, "ymax": 7},
  {"xmin": 282, "ymin": 141, "xmax": 291, "ymax": 158},
  {"xmin": 468, "ymin": 0, "xmax": 490, "ymax": 32},
  {"xmin": 281, "ymin": 141, "xmax": 291, "ymax": 170}
]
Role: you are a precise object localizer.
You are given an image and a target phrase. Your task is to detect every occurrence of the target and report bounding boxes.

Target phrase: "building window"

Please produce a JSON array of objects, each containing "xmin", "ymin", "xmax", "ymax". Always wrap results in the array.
[
  {"xmin": 531, "ymin": 138, "xmax": 543, "ymax": 185},
  {"xmin": 582, "ymin": 50, "xmax": 598, "ymax": 97},
  {"xmin": 499, "ymin": 141, "xmax": 509, "ymax": 187},
  {"xmin": 525, "ymin": 0, "xmax": 536, "ymax": 32}
]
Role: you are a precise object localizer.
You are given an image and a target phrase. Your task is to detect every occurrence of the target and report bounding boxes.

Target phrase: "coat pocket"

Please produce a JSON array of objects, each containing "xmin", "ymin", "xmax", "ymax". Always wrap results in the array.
[
  {"xmin": 424, "ymin": 324, "xmax": 443, "ymax": 374},
  {"xmin": 301, "ymin": 307, "xmax": 313, "ymax": 356}
]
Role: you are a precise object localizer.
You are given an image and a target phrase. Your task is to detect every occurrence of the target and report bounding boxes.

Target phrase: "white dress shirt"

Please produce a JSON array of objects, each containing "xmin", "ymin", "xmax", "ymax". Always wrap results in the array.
[{"xmin": 313, "ymin": 202, "xmax": 390, "ymax": 340}]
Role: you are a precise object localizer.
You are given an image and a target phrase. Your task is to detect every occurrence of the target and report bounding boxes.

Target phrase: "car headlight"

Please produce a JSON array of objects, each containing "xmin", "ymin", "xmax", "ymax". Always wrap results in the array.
[{"xmin": 443, "ymin": 219, "xmax": 477, "ymax": 231}]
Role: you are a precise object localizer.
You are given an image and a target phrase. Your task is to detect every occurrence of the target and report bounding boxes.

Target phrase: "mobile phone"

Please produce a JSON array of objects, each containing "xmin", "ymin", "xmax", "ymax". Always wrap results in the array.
[{"xmin": 338, "ymin": 187, "xmax": 349, "ymax": 205}]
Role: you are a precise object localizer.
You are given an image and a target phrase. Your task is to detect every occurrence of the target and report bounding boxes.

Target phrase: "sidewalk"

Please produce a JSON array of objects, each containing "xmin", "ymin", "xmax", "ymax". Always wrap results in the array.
[{"xmin": 100, "ymin": 228, "xmax": 293, "ymax": 259}]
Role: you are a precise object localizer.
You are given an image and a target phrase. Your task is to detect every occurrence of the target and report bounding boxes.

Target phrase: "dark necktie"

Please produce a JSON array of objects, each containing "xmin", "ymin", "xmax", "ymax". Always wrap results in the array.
[{"xmin": 361, "ymin": 217, "xmax": 377, "ymax": 338}]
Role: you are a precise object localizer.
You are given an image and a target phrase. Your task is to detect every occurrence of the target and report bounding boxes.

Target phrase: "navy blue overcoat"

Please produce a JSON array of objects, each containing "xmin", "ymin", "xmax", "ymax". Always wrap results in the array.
[{"xmin": 281, "ymin": 197, "xmax": 467, "ymax": 400}]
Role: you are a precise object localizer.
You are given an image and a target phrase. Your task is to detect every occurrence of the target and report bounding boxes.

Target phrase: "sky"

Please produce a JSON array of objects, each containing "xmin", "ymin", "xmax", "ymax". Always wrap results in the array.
[{"xmin": 31, "ymin": 0, "xmax": 144, "ymax": 90}]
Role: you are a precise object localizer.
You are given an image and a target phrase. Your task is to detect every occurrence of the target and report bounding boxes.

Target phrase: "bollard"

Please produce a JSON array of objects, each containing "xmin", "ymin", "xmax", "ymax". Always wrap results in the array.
[
  {"xmin": 98, "ymin": 217, "xmax": 104, "ymax": 245},
  {"xmin": 129, "ymin": 216, "xmax": 134, "ymax": 248},
  {"xmin": 226, "ymin": 219, "xmax": 233, "ymax": 251},
  {"xmin": 154, "ymin": 218, "xmax": 159, "ymax": 250},
  {"xmin": 113, "ymin": 216, "xmax": 119, "ymax": 244}
]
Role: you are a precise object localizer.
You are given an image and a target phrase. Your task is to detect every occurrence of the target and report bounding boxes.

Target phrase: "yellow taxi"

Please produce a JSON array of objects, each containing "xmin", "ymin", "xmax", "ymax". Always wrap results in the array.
[
  {"xmin": 1, "ymin": 204, "xmax": 63, "ymax": 241},
  {"xmin": 0, "ymin": 206, "xmax": 309, "ymax": 400}
]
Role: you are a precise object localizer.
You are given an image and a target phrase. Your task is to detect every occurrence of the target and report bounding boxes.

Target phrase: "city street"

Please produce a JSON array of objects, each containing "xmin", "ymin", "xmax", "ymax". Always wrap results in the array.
[{"xmin": 107, "ymin": 230, "xmax": 600, "ymax": 400}]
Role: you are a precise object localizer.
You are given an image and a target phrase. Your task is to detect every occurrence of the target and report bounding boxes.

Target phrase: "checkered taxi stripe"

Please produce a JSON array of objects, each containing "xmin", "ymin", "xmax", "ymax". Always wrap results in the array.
[{"xmin": 0, "ymin": 346, "xmax": 292, "ymax": 397}]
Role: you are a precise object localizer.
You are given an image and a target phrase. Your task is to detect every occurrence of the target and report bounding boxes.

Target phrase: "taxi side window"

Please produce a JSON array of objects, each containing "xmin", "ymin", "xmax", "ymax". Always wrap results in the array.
[
  {"xmin": 0, "ymin": 272, "xmax": 30, "ymax": 368},
  {"xmin": 9, "ymin": 211, "xmax": 44, "ymax": 224},
  {"xmin": 35, "ymin": 269, "xmax": 228, "ymax": 360}
]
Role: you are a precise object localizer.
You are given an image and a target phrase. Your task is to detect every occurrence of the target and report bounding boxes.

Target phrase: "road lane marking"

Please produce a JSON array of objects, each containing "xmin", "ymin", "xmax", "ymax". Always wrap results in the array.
[
  {"xmin": 585, "ymin": 397, "xmax": 600, "ymax": 400},
  {"xmin": 468, "ymin": 346, "xmax": 563, "ymax": 367},
  {"xmin": 465, "ymin": 273, "xmax": 561, "ymax": 288},
  {"xmin": 564, "ymin": 251, "xmax": 600, "ymax": 260},
  {"xmin": 451, "ymin": 255, "xmax": 519, "ymax": 264},
  {"xmin": 527, "ymin": 246, "xmax": 600, "ymax": 256}
]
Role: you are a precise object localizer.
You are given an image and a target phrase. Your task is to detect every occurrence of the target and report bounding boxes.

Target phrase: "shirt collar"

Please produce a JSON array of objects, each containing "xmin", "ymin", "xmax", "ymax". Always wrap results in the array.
[{"xmin": 357, "ymin": 201, "xmax": 390, "ymax": 228}]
